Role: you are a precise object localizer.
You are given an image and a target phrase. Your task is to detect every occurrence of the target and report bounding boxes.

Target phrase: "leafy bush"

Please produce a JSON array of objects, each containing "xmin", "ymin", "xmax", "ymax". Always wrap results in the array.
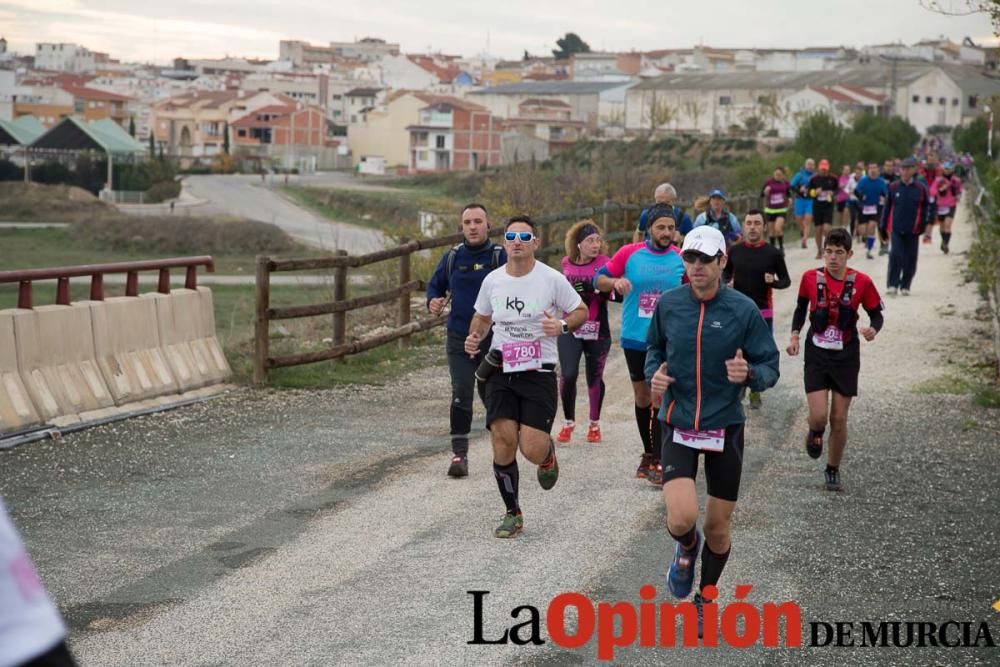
[
  {"xmin": 69, "ymin": 215, "xmax": 299, "ymax": 255},
  {"xmin": 954, "ymin": 117, "xmax": 990, "ymax": 157},
  {"xmin": 144, "ymin": 180, "xmax": 181, "ymax": 203}
]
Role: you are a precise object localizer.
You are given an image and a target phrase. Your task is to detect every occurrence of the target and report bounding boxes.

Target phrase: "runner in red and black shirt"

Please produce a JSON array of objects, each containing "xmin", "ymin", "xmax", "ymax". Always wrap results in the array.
[
  {"xmin": 786, "ymin": 228, "xmax": 884, "ymax": 492},
  {"xmin": 807, "ymin": 159, "xmax": 840, "ymax": 260}
]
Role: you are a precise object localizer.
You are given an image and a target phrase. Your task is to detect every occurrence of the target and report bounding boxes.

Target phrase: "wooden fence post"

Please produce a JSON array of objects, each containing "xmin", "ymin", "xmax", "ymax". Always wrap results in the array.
[
  {"xmin": 254, "ymin": 255, "xmax": 271, "ymax": 384},
  {"xmin": 333, "ymin": 249, "xmax": 348, "ymax": 362},
  {"xmin": 398, "ymin": 238, "xmax": 411, "ymax": 350}
]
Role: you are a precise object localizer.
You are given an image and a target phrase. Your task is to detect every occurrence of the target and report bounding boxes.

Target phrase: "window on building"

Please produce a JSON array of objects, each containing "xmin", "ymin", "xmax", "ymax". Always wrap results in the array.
[
  {"xmin": 333, "ymin": 94, "xmax": 342, "ymax": 100},
  {"xmin": 436, "ymin": 135, "xmax": 446, "ymax": 149},
  {"xmin": 237, "ymin": 129, "xmax": 246, "ymax": 137},
  {"xmin": 417, "ymin": 150, "xmax": 428, "ymax": 161},
  {"xmin": 332, "ymin": 110, "xmax": 341, "ymax": 118},
  {"xmin": 719, "ymin": 96, "xmax": 731, "ymax": 106},
  {"xmin": 912, "ymin": 94, "xmax": 920, "ymax": 103},
  {"xmin": 88, "ymin": 101, "xmax": 96, "ymax": 109},
  {"xmin": 924, "ymin": 96, "xmax": 932, "ymax": 104},
  {"xmin": 74, "ymin": 100, "xmax": 84, "ymax": 113},
  {"xmin": 939, "ymin": 97, "xmax": 946, "ymax": 105},
  {"xmin": 969, "ymin": 95, "xmax": 979, "ymax": 109},
  {"xmin": 350, "ymin": 115, "xmax": 357, "ymax": 123},
  {"xmin": 952, "ymin": 98, "xmax": 959, "ymax": 107}
]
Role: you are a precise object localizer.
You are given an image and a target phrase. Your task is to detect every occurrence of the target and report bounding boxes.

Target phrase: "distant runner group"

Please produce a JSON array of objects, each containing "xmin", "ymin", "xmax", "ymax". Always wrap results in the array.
[{"xmin": 425, "ymin": 146, "xmax": 966, "ymax": 636}]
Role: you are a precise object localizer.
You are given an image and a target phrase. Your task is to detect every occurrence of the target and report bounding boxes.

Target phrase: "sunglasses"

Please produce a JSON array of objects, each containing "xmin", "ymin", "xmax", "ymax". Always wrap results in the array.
[
  {"xmin": 504, "ymin": 231, "xmax": 536, "ymax": 242},
  {"xmin": 681, "ymin": 251, "xmax": 721, "ymax": 265}
]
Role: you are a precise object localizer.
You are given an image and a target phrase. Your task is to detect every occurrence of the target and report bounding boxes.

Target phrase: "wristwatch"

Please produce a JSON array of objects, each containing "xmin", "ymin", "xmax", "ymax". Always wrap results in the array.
[{"xmin": 560, "ymin": 319, "xmax": 569, "ymax": 334}]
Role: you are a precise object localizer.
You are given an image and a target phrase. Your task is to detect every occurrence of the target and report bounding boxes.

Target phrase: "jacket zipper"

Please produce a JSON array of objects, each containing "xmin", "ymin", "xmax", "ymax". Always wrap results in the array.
[{"xmin": 694, "ymin": 302, "xmax": 705, "ymax": 430}]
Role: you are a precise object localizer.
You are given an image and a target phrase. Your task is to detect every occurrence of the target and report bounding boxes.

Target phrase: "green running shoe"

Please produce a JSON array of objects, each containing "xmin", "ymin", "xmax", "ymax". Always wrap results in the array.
[
  {"xmin": 537, "ymin": 446, "xmax": 559, "ymax": 490},
  {"xmin": 494, "ymin": 511, "xmax": 523, "ymax": 538}
]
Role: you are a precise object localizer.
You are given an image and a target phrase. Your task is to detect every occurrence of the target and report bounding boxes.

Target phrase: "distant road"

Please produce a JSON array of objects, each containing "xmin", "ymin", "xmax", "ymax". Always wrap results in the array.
[{"xmin": 178, "ymin": 175, "xmax": 385, "ymax": 254}]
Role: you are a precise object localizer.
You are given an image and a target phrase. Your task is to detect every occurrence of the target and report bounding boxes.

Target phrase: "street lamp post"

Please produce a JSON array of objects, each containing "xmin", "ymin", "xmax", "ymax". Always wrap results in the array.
[{"xmin": 984, "ymin": 105, "xmax": 994, "ymax": 159}]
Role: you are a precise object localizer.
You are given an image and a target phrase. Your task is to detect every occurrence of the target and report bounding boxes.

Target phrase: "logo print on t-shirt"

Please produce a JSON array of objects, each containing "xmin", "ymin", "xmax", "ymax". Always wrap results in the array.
[{"xmin": 506, "ymin": 296, "xmax": 525, "ymax": 314}]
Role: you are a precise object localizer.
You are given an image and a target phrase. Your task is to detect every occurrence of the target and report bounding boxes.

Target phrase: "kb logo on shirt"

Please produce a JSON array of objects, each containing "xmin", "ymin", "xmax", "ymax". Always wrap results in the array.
[{"xmin": 506, "ymin": 296, "xmax": 525, "ymax": 314}]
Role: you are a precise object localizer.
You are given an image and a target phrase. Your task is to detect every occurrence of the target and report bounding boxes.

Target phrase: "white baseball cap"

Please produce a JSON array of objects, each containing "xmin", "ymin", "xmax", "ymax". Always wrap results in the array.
[{"xmin": 681, "ymin": 225, "xmax": 727, "ymax": 257}]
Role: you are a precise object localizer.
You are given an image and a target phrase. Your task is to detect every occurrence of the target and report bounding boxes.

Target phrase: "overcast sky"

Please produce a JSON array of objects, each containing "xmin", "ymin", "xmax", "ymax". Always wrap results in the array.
[{"xmin": 0, "ymin": 0, "xmax": 995, "ymax": 64}]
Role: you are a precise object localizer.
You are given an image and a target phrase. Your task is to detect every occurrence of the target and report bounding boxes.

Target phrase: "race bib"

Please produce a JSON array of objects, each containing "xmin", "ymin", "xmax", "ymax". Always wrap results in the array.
[
  {"xmin": 638, "ymin": 291, "xmax": 660, "ymax": 319},
  {"xmin": 812, "ymin": 325, "xmax": 844, "ymax": 351},
  {"xmin": 502, "ymin": 340, "xmax": 542, "ymax": 373},
  {"xmin": 937, "ymin": 206, "xmax": 950, "ymax": 216},
  {"xmin": 862, "ymin": 205, "xmax": 877, "ymax": 215},
  {"xmin": 769, "ymin": 193, "xmax": 785, "ymax": 206},
  {"xmin": 673, "ymin": 427, "xmax": 725, "ymax": 452},
  {"xmin": 817, "ymin": 191, "xmax": 833, "ymax": 202},
  {"xmin": 573, "ymin": 320, "xmax": 600, "ymax": 340}
]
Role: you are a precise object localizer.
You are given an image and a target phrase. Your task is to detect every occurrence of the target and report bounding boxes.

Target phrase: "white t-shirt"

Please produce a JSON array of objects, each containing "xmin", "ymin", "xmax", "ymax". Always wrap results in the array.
[
  {"xmin": 0, "ymin": 499, "xmax": 66, "ymax": 667},
  {"xmin": 474, "ymin": 261, "xmax": 582, "ymax": 366}
]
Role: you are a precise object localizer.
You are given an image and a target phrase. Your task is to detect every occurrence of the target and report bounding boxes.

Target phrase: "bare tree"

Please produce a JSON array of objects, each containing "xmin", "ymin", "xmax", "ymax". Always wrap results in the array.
[
  {"xmin": 919, "ymin": 1, "xmax": 1000, "ymax": 34},
  {"xmin": 644, "ymin": 91, "xmax": 677, "ymax": 133},
  {"xmin": 682, "ymin": 99, "xmax": 708, "ymax": 133}
]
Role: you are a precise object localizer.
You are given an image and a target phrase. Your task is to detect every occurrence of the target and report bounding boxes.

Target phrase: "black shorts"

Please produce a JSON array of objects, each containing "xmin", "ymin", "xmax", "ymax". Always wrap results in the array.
[
  {"xmin": 936, "ymin": 207, "xmax": 955, "ymax": 220},
  {"xmin": 836, "ymin": 200, "xmax": 847, "ymax": 212},
  {"xmin": 623, "ymin": 347, "xmax": 647, "ymax": 382},
  {"xmin": 659, "ymin": 422, "xmax": 745, "ymax": 501},
  {"xmin": 803, "ymin": 337, "xmax": 861, "ymax": 397},
  {"xmin": 764, "ymin": 211, "xmax": 787, "ymax": 223},
  {"xmin": 859, "ymin": 214, "xmax": 880, "ymax": 224},
  {"xmin": 485, "ymin": 369, "xmax": 558, "ymax": 432},
  {"xmin": 813, "ymin": 205, "xmax": 834, "ymax": 226}
]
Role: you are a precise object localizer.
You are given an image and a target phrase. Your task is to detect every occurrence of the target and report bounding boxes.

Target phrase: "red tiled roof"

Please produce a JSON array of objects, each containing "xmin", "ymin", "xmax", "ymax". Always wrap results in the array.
[
  {"xmin": 838, "ymin": 84, "xmax": 887, "ymax": 102},
  {"xmin": 407, "ymin": 55, "xmax": 462, "ymax": 83},
  {"xmin": 61, "ymin": 85, "xmax": 133, "ymax": 102},
  {"xmin": 809, "ymin": 86, "xmax": 857, "ymax": 104}
]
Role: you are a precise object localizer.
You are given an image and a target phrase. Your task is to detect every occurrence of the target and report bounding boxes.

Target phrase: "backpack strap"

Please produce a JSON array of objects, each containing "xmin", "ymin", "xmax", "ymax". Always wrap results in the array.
[
  {"xmin": 445, "ymin": 243, "xmax": 462, "ymax": 282},
  {"xmin": 491, "ymin": 244, "xmax": 502, "ymax": 270},
  {"xmin": 815, "ymin": 270, "xmax": 827, "ymax": 308},
  {"xmin": 841, "ymin": 271, "xmax": 857, "ymax": 306}
]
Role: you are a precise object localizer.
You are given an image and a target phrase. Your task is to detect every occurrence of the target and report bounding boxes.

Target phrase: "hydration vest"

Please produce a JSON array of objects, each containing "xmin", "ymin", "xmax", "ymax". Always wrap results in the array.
[{"xmin": 810, "ymin": 270, "xmax": 858, "ymax": 332}]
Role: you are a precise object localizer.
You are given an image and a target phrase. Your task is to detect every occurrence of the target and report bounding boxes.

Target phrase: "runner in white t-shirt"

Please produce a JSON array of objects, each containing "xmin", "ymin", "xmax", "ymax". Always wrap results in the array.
[
  {"xmin": 0, "ymin": 498, "xmax": 76, "ymax": 667},
  {"xmin": 466, "ymin": 216, "xmax": 587, "ymax": 538}
]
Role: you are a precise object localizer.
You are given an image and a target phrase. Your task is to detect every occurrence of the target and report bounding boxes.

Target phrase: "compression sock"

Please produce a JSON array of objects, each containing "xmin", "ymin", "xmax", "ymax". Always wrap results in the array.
[
  {"xmin": 699, "ymin": 543, "xmax": 732, "ymax": 591},
  {"xmin": 635, "ymin": 403, "xmax": 653, "ymax": 454},
  {"xmin": 669, "ymin": 526, "xmax": 699, "ymax": 551},
  {"xmin": 777, "ymin": 235, "xmax": 784, "ymax": 250},
  {"xmin": 493, "ymin": 461, "xmax": 520, "ymax": 515},
  {"xmin": 941, "ymin": 232, "xmax": 951, "ymax": 244},
  {"xmin": 650, "ymin": 407, "xmax": 663, "ymax": 460},
  {"xmin": 866, "ymin": 236, "xmax": 875, "ymax": 251}
]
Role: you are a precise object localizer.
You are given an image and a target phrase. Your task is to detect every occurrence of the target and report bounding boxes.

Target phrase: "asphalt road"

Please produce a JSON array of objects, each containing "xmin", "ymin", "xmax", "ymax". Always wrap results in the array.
[
  {"xmin": 180, "ymin": 174, "xmax": 384, "ymax": 254},
  {"xmin": 2, "ymin": 204, "xmax": 998, "ymax": 665}
]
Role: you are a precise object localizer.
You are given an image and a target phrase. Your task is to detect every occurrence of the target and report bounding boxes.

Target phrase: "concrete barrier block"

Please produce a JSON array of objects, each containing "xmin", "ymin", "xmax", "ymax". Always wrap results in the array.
[
  {"xmin": 143, "ymin": 288, "xmax": 230, "ymax": 392},
  {"xmin": 13, "ymin": 303, "xmax": 115, "ymax": 422},
  {"xmin": 88, "ymin": 297, "xmax": 179, "ymax": 405},
  {"xmin": 0, "ymin": 309, "xmax": 42, "ymax": 434}
]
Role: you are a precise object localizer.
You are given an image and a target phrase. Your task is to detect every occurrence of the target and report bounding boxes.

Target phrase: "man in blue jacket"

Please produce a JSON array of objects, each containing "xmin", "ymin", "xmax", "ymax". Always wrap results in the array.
[
  {"xmin": 879, "ymin": 157, "xmax": 932, "ymax": 296},
  {"xmin": 426, "ymin": 203, "xmax": 506, "ymax": 477},
  {"xmin": 645, "ymin": 225, "xmax": 779, "ymax": 637},
  {"xmin": 790, "ymin": 158, "xmax": 815, "ymax": 248}
]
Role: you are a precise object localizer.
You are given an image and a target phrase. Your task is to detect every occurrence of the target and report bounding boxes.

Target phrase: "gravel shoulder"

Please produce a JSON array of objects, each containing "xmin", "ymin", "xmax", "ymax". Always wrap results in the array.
[{"xmin": 1, "ymin": 202, "xmax": 997, "ymax": 665}]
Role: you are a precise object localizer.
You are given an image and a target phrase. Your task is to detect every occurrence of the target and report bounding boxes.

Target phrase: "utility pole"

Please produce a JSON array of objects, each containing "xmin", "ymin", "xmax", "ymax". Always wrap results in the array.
[{"xmin": 985, "ymin": 105, "xmax": 994, "ymax": 159}]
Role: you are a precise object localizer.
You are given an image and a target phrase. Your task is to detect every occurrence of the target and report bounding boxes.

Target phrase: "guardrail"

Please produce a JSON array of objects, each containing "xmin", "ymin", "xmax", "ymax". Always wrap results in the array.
[
  {"xmin": 252, "ymin": 194, "xmax": 759, "ymax": 383},
  {"xmin": 0, "ymin": 257, "xmax": 215, "ymax": 309}
]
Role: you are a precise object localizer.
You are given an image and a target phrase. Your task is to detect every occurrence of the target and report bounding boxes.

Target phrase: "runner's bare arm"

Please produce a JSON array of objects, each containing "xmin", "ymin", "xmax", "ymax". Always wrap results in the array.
[{"xmin": 464, "ymin": 313, "xmax": 492, "ymax": 356}]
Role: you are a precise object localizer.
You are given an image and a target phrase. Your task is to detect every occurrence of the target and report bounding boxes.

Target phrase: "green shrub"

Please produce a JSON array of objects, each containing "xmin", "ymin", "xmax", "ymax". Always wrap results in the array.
[{"xmin": 144, "ymin": 180, "xmax": 181, "ymax": 203}]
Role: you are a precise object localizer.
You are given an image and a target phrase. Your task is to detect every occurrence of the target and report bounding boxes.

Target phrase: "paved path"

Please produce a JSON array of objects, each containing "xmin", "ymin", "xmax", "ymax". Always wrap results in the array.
[
  {"xmin": 2, "ymin": 203, "xmax": 998, "ymax": 665},
  {"xmin": 151, "ymin": 175, "xmax": 385, "ymax": 254}
]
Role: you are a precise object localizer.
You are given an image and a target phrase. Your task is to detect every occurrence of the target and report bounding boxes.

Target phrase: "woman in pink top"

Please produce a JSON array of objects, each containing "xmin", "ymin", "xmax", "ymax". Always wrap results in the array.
[
  {"xmin": 836, "ymin": 164, "xmax": 852, "ymax": 228},
  {"xmin": 929, "ymin": 162, "xmax": 963, "ymax": 254},
  {"xmin": 556, "ymin": 220, "xmax": 614, "ymax": 444}
]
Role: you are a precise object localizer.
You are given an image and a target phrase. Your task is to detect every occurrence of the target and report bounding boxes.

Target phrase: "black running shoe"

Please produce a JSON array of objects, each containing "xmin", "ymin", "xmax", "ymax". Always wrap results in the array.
[
  {"xmin": 825, "ymin": 466, "xmax": 842, "ymax": 492},
  {"xmin": 806, "ymin": 430, "xmax": 823, "ymax": 459},
  {"xmin": 447, "ymin": 455, "xmax": 468, "ymax": 478}
]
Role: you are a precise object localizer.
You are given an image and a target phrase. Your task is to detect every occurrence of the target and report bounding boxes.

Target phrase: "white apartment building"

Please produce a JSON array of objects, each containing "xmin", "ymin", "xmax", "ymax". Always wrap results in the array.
[{"xmin": 35, "ymin": 43, "xmax": 96, "ymax": 73}]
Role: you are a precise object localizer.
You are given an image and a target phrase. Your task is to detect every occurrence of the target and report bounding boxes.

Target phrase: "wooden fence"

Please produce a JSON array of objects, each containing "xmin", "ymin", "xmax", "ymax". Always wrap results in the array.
[{"xmin": 252, "ymin": 194, "xmax": 758, "ymax": 383}]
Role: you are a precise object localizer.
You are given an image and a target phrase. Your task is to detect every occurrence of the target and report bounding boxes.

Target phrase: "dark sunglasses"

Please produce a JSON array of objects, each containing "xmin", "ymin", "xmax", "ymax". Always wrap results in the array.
[
  {"xmin": 505, "ymin": 231, "xmax": 535, "ymax": 242},
  {"xmin": 681, "ymin": 251, "xmax": 721, "ymax": 265}
]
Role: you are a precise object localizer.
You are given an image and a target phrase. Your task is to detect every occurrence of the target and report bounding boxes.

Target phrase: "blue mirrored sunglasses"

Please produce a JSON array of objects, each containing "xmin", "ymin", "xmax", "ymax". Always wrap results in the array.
[{"xmin": 505, "ymin": 231, "xmax": 535, "ymax": 242}]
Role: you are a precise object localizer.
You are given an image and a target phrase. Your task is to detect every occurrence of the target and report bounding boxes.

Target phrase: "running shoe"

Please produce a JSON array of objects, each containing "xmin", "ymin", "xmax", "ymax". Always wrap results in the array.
[
  {"xmin": 447, "ymin": 455, "xmax": 468, "ymax": 478},
  {"xmin": 667, "ymin": 530, "xmax": 701, "ymax": 598},
  {"xmin": 806, "ymin": 430, "xmax": 823, "ymax": 459},
  {"xmin": 586, "ymin": 423, "xmax": 602, "ymax": 443},
  {"xmin": 866, "ymin": 250, "xmax": 874, "ymax": 260},
  {"xmin": 824, "ymin": 466, "xmax": 843, "ymax": 492},
  {"xmin": 748, "ymin": 391, "xmax": 762, "ymax": 409},
  {"xmin": 648, "ymin": 460, "xmax": 663, "ymax": 486},
  {"xmin": 800, "ymin": 239, "xmax": 808, "ymax": 249},
  {"xmin": 879, "ymin": 246, "xmax": 888, "ymax": 256},
  {"xmin": 537, "ymin": 446, "xmax": 559, "ymax": 490},
  {"xmin": 901, "ymin": 288, "xmax": 910, "ymax": 296},
  {"xmin": 692, "ymin": 592, "xmax": 707, "ymax": 639},
  {"xmin": 888, "ymin": 287, "xmax": 899, "ymax": 296},
  {"xmin": 556, "ymin": 422, "xmax": 575, "ymax": 443},
  {"xmin": 941, "ymin": 241, "xmax": 949, "ymax": 255},
  {"xmin": 636, "ymin": 453, "xmax": 654, "ymax": 479},
  {"xmin": 494, "ymin": 511, "xmax": 523, "ymax": 538}
]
